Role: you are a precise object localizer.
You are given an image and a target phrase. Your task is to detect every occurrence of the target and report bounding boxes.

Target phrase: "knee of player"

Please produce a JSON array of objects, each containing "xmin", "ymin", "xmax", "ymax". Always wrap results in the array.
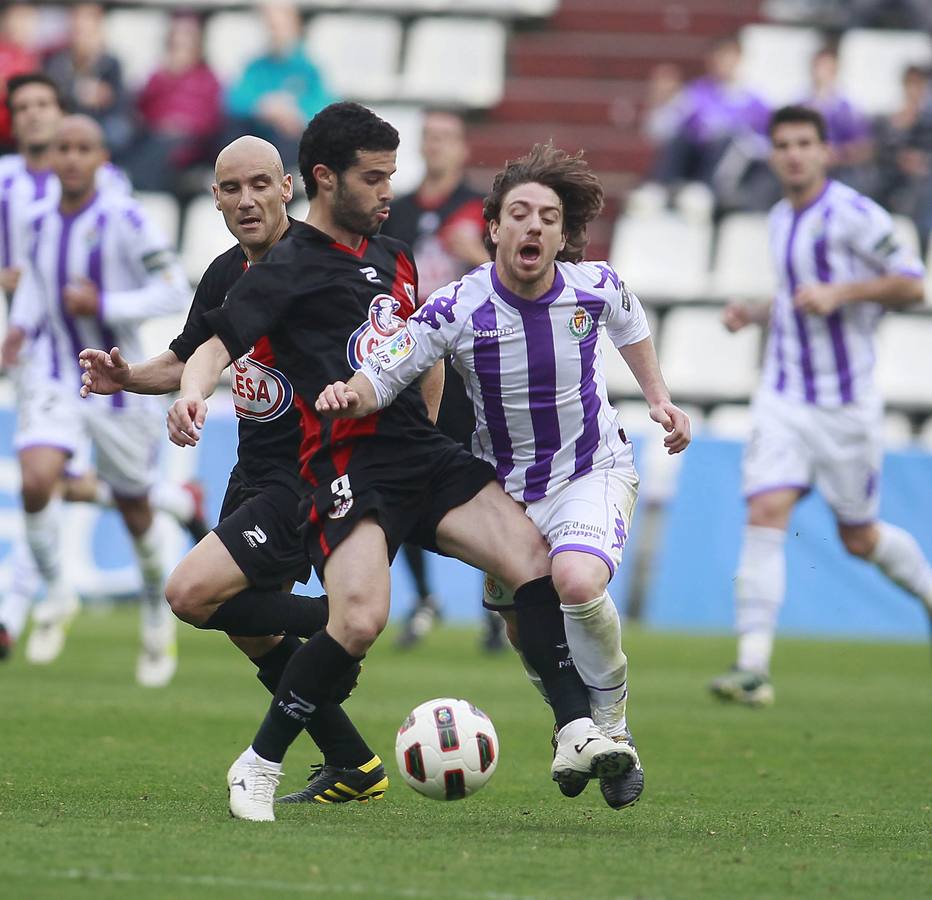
[
  {"xmin": 165, "ymin": 569, "xmax": 213, "ymax": 625},
  {"xmin": 839, "ymin": 524, "xmax": 876, "ymax": 559},
  {"xmin": 20, "ymin": 474, "xmax": 55, "ymax": 512},
  {"xmin": 550, "ymin": 555, "xmax": 608, "ymax": 606},
  {"xmin": 338, "ymin": 608, "xmax": 386, "ymax": 653}
]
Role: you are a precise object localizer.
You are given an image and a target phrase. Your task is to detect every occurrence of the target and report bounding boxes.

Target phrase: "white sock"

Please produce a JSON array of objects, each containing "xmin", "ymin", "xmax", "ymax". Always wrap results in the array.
[
  {"xmin": 242, "ymin": 745, "xmax": 282, "ymax": 772},
  {"xmin": 561, "ymin": 592, "xmax": 629, "ymax": 737},
  {"xmin": 869, "ymin": 522, "xmax": 932, "ymax": 614},
  {"xmin": 0, "ymin": 538, "xmax": 41, "ymax": 638},
  {"xmin": 735, "ymin": 525, "xmax": 786, "ymax": 675},
  {"xmin": 132, "ymin": 519, "xmax": 172, "ymax": 634},
  {"xmin": 24, "ymin": 499, "xmax": 66, "ymax": 596},
  {"xmin": 150, "ymin": 483, "xmax": 195, "ymax": 524}
]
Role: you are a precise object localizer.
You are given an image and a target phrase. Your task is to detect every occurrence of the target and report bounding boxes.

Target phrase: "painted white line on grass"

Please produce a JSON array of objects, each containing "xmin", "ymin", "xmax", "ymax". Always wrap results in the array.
[{"xmin": 1, "ymin": 867, "xmax": 549, "ymax": 900}]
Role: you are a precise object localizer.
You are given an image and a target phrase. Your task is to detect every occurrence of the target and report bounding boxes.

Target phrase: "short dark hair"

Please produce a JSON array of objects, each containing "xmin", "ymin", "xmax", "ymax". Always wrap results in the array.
[
  {"xmin": 483, "ymin": 143, "xmax": 604, "ymax": 263},
  {"xmin": 768, "ymin": 105, "xmax": 827, "ymax": 142},
  {"xmin": 298, "ymin": 101, "xmax": 399, "ymax": 200},
  {"xmin": 6, "ymin": 72, "xmax": 64, "ymax": 115}
]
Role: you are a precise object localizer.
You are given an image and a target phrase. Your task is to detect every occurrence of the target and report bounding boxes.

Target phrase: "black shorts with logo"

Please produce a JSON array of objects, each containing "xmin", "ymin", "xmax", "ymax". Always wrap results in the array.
[
  {"xmin": 214, "ymin": 469, "xmax": 312, "ymax": 589},
  {"xmin": 303, "ymin": 434, "xmax": 496, "ymax": 581}
]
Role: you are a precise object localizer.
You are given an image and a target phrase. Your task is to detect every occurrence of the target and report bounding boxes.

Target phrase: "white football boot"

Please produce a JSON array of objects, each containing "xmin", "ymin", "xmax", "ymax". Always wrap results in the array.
[
  {"xmin": 227, "ymin": 751, "xmax": 281, "ymax": 821},
  {"xmin": 136, "ymin": 605, "xmax": 177, "ymax": 688},
  {"xmin": 551, "ymin": 718, "xmax": 633, "ymax": 796},
  {"xmin": 25, "ymin": 588, "xmax": 80, "ymax": 664}
]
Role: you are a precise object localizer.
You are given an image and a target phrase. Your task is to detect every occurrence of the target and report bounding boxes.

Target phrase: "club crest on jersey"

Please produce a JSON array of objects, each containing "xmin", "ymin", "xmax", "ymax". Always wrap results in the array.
[
  {"xmin": 347, "ymin": 293, "xmax": 406, "ymax": 370},
  {"xmin": 567, "ymin": 306, "xmax": 594, "ymax": 340},
  {"xmin": 230, "ymin": 351, "xmax": 294, "ymax": 422}
]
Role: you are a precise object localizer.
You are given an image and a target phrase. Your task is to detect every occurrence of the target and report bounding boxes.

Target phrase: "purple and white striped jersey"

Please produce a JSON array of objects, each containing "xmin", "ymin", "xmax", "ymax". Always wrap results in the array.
[
  {"xmin": 0, "ymin": 154, "xmax": 130, "ymax": 271},
  {"xmin": 361, "ymin": 260, "xmax": 650, "ymax": 503},
  {"xmin": 9, "ymin": 189, "xmax": 189, "ymax": 408},
  {"xmin": 764, "ymin": 179, "xmax": 925, "ymax": 407}
]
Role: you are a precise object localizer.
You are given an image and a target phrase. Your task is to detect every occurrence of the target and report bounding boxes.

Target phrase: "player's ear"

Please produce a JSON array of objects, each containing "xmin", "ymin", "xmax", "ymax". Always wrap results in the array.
[
  {"xmin": 488, "ymin": 219, "xmax": 500, "ymax": 247},
  {"xmin": 312, "ymin": 163, "xmax": 335, "ymax": 195},
  {"xmin": 211, "ymin": 183, "xmax": 221, "ymax": 210},
  {"xmin": 281, "ymin": 173, "xmax": 294, "ymax": 204},
  {"xmin": 559, "ymin": 230, "xmax": 567, "ymax": 252}
]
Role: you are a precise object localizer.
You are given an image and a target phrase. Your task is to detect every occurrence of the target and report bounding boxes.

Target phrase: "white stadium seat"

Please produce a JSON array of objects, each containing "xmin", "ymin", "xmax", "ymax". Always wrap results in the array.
[
  {"xmin": 838, "ymin": 29, "xmax": 932, "ymax": 116},
  {"xmin": 400, "ymin": 18, "xmax": 506, "ymax": 108},
  {"xmin": 918, "ymin": 417, "xmax": 932, "ymax": 452},
  {"xmin": 710, "ymin": 213, "xmax": 776, "ymax": 301},
  {"xmin": 609, "ymin": 213, "xmax": 712, "ymax": 301},
  {"xmin": 204, "ymin": 11, "xmax": 265, "ymax": 84},
  {"xmin": 705, "ymin": 403, "xmax": 754, "ymax": 441},
  {"xmin": 739, "ymin": 25, "xmax": 823, "ymax": 106},
  {"xmin": 598, "ymin": 307, "xmax": 658, "ymax": 400},
  {"xmin": 658, "ymin": 307, "xmax": 761, "ymax": 402},
  {"xmin": 306, "ymin": 14, "xmax": 402, "ymax": 101},
  {"xmin": 135, "ymin": 192, "xmax": 181, "ymax": 248},
  {"xmin": 104, "ymin": 8, "xmax": 169, "ymax": 89},
  {"xmin": 180, "ymin": 195, "xmax": 237, "ymax": 284},
  {"xmin": 890, "ymin": 214, "xmax": 920, "ymax": 259},
  {"xmin": 882, "ymin": 411, "xmax": 914, "ymax": 450},
  {"xmin": 875, "ymin": 315, "xmax": 932, "ymax": 408},
  {"xmin": 369, "ymin": 104, "xmax": 425, "ymax": 195}
]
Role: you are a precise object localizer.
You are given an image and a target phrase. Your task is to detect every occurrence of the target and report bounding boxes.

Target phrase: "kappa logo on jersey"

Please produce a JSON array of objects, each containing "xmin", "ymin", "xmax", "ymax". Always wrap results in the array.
[
  {"xmin": 372, "ymin": 328, "xmax": 416, "ymax": 370},
  {"xmin": 411, "ymin": 283, "xmax": 461, "ymax": 330},
  {"xmin": 230, "ymin": 351, "xmax": 294, "ymax": 422},
  {"xmin": 347, "ymin": 293, "xmax": 407, "ymax": 370},
  {"xmin": 567, "ymin": 306, "xmax": 594, "ymax": 340},
  {"xmin": 242, "ymin": 525, "xmax": 267, "ymax": 548}
]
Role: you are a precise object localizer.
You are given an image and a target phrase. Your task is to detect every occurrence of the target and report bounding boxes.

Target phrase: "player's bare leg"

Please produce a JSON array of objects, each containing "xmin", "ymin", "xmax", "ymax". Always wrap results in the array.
[
  {"xmin": 18, "ymin": 446, "xmax": 79, "ymax": 664},
  {"xmin": 710, "ymin": 487, "xmax": 802, "ymax": 706}
]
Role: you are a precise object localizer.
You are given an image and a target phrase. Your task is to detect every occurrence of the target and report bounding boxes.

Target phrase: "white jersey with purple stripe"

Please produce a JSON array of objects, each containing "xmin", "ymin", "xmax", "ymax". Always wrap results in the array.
[
  {"xmin": 9, "ymin": 188, "xmax": 189, "ymax": 409},
  {"xmin": 0, "ymin": 155, "xmax": 129, "ymax": 272},
  {"xmin": 361, "ymin": 259, "xmax": 650, "ymax": 503},
  {"xmin": 764, "ymin": 179, "xmax": 925, "ymax": 408}
]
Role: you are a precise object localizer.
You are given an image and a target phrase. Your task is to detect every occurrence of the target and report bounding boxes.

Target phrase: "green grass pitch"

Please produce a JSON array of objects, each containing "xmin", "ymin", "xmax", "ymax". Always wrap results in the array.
[{"xmin": 1, "ymin": 606, "xmax": 929, "ymax": 900}]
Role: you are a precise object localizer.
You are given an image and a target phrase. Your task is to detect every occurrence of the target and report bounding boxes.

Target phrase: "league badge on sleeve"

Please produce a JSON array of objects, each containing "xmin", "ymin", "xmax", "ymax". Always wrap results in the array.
[
  {"xmin": 372, "ymin": 328, "xmax": 417, "ymax": 370},
  {"xmin": 567, "ymin": 306, "xmax": 594, "ymax": 340}
]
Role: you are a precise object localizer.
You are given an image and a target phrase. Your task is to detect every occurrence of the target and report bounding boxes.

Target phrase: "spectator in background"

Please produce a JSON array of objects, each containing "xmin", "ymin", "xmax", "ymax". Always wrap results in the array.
[
  {"xmin": 128, "ymin": 14, "xmax": 222, "ymax": 195},
  {"xmin": 802, "ymin": 46, "xmax": 872, "ymax": 188},
  {"xmin": 652, "ymin": 36, "xmax": 770, "ymax": 192},
  {"xmin": 45, "ymin": 3, "xmax": 134, "ymax": 160},
  {"xmin": 641, "ymin": 63, "xmax": 685, "ymax": 147},
  {"xmin": 0, "ymin": 4, "xmax": 40, "ymax": 152},
  {"xmin": 873, "ymin": 65, "xmax": 932, "ymax": 245},
  {"xmin": 380, "ymin": 110, "xmax": 504, "ymax": 652},
  {"xmin": 226, "ymin": 0, "xmax": 333, "ymax": 170}
]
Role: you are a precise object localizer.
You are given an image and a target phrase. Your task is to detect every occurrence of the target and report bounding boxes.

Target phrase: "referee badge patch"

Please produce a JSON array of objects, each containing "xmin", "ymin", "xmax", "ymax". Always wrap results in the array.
[
  {"xmin": 372, "ymin": 328, "xmax": 416, "ymax": 370},
  {"xmin": 567, "ymin": 306, "xmax": 594, "ymax": 340}
]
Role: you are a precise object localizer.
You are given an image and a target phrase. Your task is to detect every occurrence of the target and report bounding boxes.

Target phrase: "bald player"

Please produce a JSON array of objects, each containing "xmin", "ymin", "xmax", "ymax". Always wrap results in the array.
[
  {"xmin": 6, "ymin": 115, "xmax": 189, "ymax": 683},
  {"xmin": 80, "ymin": 137, "xmax": 384, "ymax": 801}
]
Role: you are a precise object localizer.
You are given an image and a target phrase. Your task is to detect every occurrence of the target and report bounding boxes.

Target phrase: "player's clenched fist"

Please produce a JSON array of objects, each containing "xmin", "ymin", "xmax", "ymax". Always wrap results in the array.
[
  {"xmin": 316, "ymin": 381, "xmax": 360, "ymax": 417},
  {"xmin": 650, "ymin": 401, "xmax": 691, "ymax": 455},
  {"xmin": 168, "ymin": 395, "xmax": 208, "ymax": 447},
  {"xmin": 78, "ymin": 346, "xmax": 129, "ymax": 397}
]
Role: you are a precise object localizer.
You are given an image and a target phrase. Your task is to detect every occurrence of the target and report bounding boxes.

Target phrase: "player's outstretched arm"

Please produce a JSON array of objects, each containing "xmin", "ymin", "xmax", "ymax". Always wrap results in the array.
[
  {"xmin": 316, "ymin": 371, "xmax": 379, "ymax": 419},
  {"xmin": 618, "ymin": 336, "xmax": 691, "ymax": 455},
  {"xmin": 79, "ymin": 347, "xmax": 184, "ymax": 397},
  {"xmin": 722, "ymin": 299, "xmax": 772, "ymax": 332},
  {"xmin": 169, "ymin": 335, "xmax": 230, "ymax": 447}
]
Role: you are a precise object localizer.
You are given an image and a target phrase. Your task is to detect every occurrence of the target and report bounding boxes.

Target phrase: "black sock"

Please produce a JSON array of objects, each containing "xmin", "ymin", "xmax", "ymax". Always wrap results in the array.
[
  {"xmin": 251, "ymin": 636, "xmax": 374, "ymax": 768},
  {"xmin": 252, "ymin": 630, "xmax": 362, "ymax": 763},
  {"xmin": 513, "ymin": 576, "xmax": 591, "ymax": 729},
  {"xmin": 402, "ymin": 543, "xmax": 431, "ymax": 599},
  {"xmin": 201, "ymin": 589, "xmax": 328, "ymax": 637}
]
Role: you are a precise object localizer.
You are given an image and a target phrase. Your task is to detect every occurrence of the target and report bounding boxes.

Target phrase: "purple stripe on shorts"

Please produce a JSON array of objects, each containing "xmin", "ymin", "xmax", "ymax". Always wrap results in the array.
[
  {"xmin": 743, "ymin": 482, "xmax": 811, "ymax": 501},
  {"xmin": 550, "ymin": 543, "xmax": 615, "ymax": 577},
  {"xmin": 786, "ymin": 214, "xmax": 817, "ymax": 403},
  {"xmin": 471, "ymin": 299, "xmax": 513, "ymax": 484},
  {"xmin": 815, "ymin": 206, "xmax": 853, "ymax": 404},
  {"xmin": 572, "ymin": 290, "xmax": 605, "ymax": 479},
  {"xmin": 517, "ymin": 302, "xmax": 560, "ymax": 503}
]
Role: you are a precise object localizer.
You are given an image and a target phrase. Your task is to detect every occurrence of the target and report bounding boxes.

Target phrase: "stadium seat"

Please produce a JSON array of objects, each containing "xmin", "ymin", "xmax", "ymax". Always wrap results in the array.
[
  {"xmin": 400, "ymin": 18, "xmax": 507, "ymax": 108},
  {"xmin": 882, "ymin": 411, "xmax": 914, "ymax": 450},
  {"xmin": 876, "ymin": 315, "xmax": 932, "ymax": 409},
  {"xmin": 369, "ymin": 104, "xmax": 425, "ymax": 195},
  {"xmin": 609, "ymin": 213, "xmax": 712, "ymax": 301},
  {"xmin": 135, "ymin": 192, "xmax": 181, "ymax": 249},
  {"xmin": 739, "ymin": 25, "xmax": 822, "ymax": 106},
  {"xmin": 918, "ymin": 417, "xmax": 932, "ymax": 452},
  {"xmin": 180, "ymin": 196, "xmax": 238, "ymax": 284},
  {"xmin": 305, "ymin": 14, "xmax": 402, "ymax": 101},
  {"xmin": 658, "ymin": 307, "xmax": 761, "ymax": 402},
  {"xmin": 705, "ymin": 403, "xmax": 754, "ymax": 441},
  {"xmin": 104, "ymin": 8, "xmax": 169, "ymax": 89},
  {"xmin": 710, "ymin": 213, "xmax": 776, "ymax": 301},
  {"xmin": 454, "ymin": 0, "xmax": 559, "ymax": 15},
  {"xmin": 838, "ymin": 29, "xmax": 932, "ymax": 116},
  {"xmin": 288, "ymin": 196, "xmax": 310, "ymax": 223},
  {"xmin": 891, "ymin": 214, "xmax": 921, "ymax": 258},
  {"xmin": 598, "ymin": 307, "xmax": 659, "ymax": 401},
  {"xmin": 205, "ymin": 10, "xmax": 265, "ymax": 84}
]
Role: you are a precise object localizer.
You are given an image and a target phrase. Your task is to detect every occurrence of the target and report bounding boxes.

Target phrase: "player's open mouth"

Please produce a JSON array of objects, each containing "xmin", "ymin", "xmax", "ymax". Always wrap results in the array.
[
  {"xmin": 375, "ymin": 209, "xmax": 390, "ymax": 221},
  {"xmin": 239, "ymin": 216, "xmax": 261, "ymax": 227},
  {"xmin": 519, "ymin": 243, "xmax": 541, "ymax": 263}
]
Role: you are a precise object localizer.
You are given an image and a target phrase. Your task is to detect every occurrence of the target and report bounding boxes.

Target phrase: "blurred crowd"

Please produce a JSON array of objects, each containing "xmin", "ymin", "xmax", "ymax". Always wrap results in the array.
[
  {"xmin": 0, "ymin": 1, "xmax": 334, "ymax": 196},
  {"xmin": 643, "ymin": 31, "xmax": 932, "ymax": 243}
]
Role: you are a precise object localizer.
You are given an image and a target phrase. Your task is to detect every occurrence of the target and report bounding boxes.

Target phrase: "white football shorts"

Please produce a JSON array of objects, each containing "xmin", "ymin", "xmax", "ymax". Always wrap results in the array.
[{"xmin": 742, "ymin": 388, "xmax": 883, "ymax": 525}]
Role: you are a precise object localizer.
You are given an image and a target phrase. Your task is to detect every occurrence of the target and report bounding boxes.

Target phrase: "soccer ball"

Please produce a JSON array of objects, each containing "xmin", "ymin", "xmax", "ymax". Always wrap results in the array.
[{"xmin": 395, "ymin": 697, "xmax": 499, "ymax": 800}]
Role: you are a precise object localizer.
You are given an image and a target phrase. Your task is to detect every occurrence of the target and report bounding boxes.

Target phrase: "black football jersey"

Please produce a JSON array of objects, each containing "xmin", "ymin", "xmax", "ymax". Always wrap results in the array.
[
  {"xmin": 169, "ymin": 226, "xmax": 303, "ymax": 494},
  {"xmin": 204, "ymin": 221, "xmax": 436, "ymax": 492}
]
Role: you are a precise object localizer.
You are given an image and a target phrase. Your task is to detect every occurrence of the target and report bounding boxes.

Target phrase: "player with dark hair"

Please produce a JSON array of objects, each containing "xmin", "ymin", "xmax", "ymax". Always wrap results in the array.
[
  {"xmin": 710, "ymin": 105, "xmax": 931, "ymax": 704},
  {"xmin": 79, "ymin": 134, "xmax": 381, "ymax": 801},
  {"xmin": 170, "ymin": 103, "xmax": 624, "ymax": 821},
  {"xmin": 380, "ymin": 108, "xmax": 503, "ymax": 650},
  {"xmin": 317, "ymin": 142, "xmax": 691, "ymax": 809}
]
